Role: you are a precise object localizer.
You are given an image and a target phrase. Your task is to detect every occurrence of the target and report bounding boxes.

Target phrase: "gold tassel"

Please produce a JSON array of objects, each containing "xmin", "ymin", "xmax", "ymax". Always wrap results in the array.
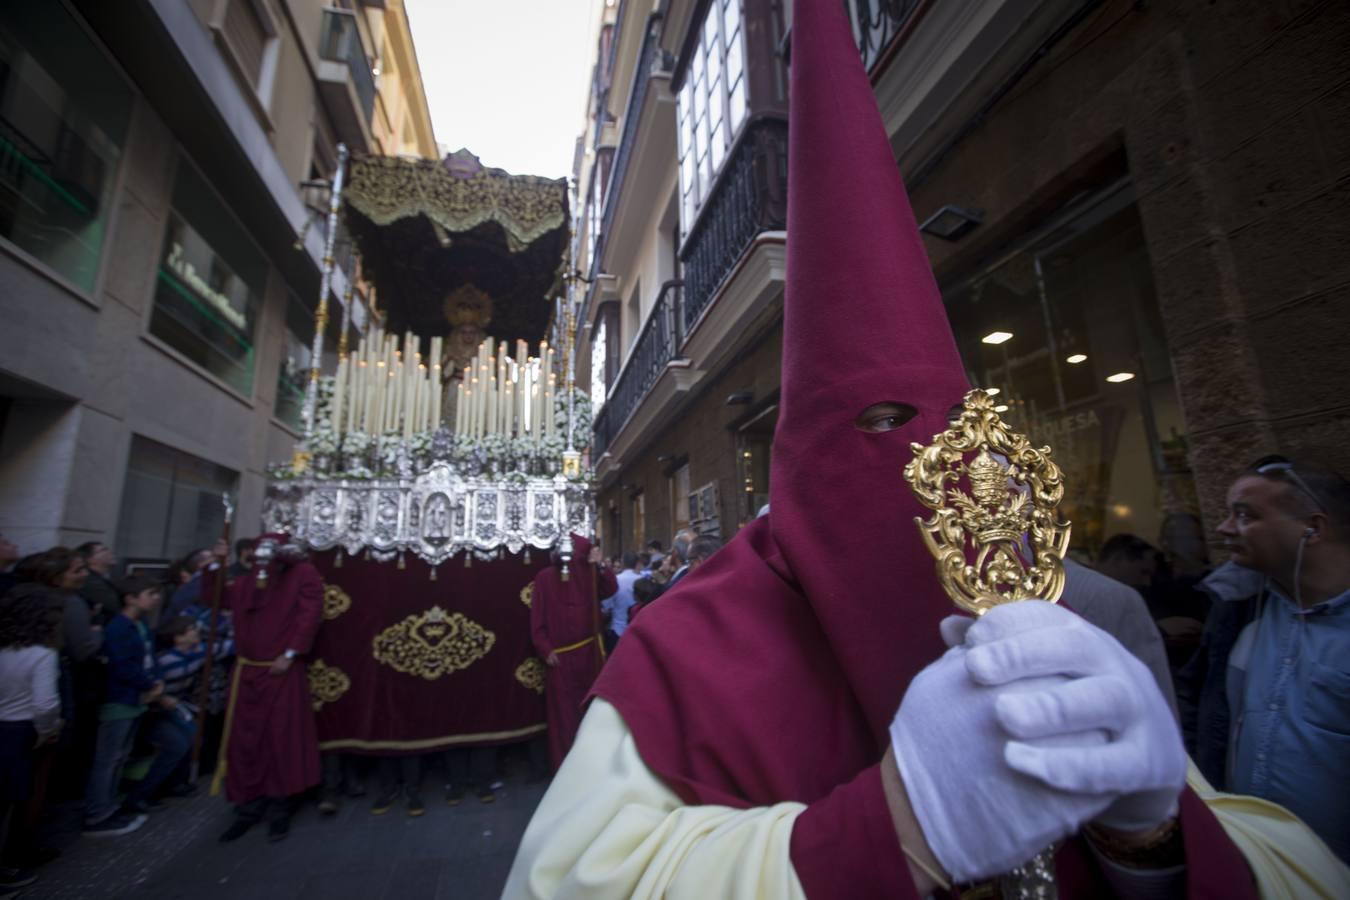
[
  {"xmin": 397, "ymin": 552, "xmax": 406, "ymax": 570},
  {"xmin": 334, "ymin": 548, "xmax": 344, "ymax": 569},
  {"xmin": 464, "ymin": 553, "xmax": 472, "ymax": 568},
  {"xmin": 364, "ymin": 548, "xmax": 372, "ymax": 561},
  {"xmin": 429, "ymin": 566, "xmax": 438, "ymax": 582},
  {"xmin": 523, "ymin": 548, "xmax": 531, "ymax": 565}
]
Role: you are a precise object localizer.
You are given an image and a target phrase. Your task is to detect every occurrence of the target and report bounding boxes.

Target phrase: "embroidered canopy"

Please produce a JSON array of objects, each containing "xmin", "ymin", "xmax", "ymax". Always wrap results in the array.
[{"xmin": 344, "ymin": 149, "xmax": 569, "ymax": 347}]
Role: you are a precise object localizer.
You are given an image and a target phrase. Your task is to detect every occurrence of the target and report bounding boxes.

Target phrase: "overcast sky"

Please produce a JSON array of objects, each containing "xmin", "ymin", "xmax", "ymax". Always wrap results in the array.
[{"xmin": 403, "ymin": 0, "xmax": 603, "ymax": 180}]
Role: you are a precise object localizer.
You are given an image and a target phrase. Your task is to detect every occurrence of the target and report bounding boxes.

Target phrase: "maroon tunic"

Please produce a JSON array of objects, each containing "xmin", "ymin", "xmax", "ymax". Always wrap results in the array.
[
  {"xmin": 530, "ymin": 536, "xmax": 617, "ymax": 770},
  {"xmin": 208, "ymin": 560, "xmax": 323, "ymax": 804},
  {"xmin": 591, "ymin": 1, "xmax": 1260, "ymax": 896}
]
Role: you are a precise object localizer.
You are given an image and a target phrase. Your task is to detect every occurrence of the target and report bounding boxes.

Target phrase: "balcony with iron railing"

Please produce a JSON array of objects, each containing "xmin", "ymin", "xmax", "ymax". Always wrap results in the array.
[
  {"xmin": 317, "ymin": 7, "xmax": 376, "ymax": 150},
  {"xmin": 846, "ymin": 0, "xmax": 923, "ymax": 74},
  {"xmin": 592, "ymin": 279, "xmax": 684, "ymax": 458},
  {"xmin": 679, "ymin": 116, "xmax": 788, "ymax": 335},
  {"xmin": 592, "ymin": 13, "xmax": 673, "ymax": 279}
]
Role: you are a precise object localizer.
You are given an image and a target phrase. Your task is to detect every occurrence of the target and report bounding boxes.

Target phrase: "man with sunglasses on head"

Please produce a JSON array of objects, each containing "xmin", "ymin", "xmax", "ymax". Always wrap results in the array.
[{"xmin": 1177, "ymin": 453, "xmax": 1350, "ymax": 863}]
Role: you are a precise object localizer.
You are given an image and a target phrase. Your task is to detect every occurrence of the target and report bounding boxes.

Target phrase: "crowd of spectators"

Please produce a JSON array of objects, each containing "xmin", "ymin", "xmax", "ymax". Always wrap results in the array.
[{"xmin": 0, "ymin": 538, "xmax": 246, "ymax": 892}]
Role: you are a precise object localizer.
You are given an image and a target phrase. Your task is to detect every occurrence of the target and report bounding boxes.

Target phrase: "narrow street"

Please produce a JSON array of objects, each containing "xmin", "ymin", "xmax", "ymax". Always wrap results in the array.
[{"xmin": 21, "ymin": 771, "xmax": 544, "ymax": 900}]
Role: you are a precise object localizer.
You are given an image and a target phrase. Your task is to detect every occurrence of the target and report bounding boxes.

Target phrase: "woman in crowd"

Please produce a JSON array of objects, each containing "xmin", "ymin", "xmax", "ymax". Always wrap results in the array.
[{"xmin": 0, "ymin": 584, "xmax": 64, "ymax": 891}]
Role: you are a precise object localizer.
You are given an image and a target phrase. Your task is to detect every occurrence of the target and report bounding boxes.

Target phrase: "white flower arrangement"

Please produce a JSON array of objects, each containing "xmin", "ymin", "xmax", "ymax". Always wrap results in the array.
[{"xmin": 554, "ymin": 389, "xmax": 592, "ymax": 449}]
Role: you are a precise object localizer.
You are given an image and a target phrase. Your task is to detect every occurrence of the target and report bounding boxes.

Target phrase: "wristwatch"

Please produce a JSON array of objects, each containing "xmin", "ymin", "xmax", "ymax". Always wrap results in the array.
[{"xmin": 283, "ymin": 649, "xmax": 297, "ymax": 660}]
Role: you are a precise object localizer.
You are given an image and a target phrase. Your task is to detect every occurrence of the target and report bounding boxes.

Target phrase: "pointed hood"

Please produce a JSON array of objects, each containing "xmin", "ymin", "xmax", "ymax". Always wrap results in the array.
[
  {"xmin": 768, "ymin": 0, "xmax": 970, "ymax": 735},
  {"xmin": 593, "ymin": 0, "xmax": 967, "ymax": 808}
]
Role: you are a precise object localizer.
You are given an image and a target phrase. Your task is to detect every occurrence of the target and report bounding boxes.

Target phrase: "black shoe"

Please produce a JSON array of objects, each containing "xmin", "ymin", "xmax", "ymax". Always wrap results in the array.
[
  {"xmin": 84, "ymin": 813, "xmax": 147, "ymax": 838},
  {"xmin": 267, "ymin": 817, "xmax": 290, "ymax": 843},
  {"xmin": 0, "ymin": 868, "xmax": 37, "ymax": 890},
  {"xmin": 17, "ymin": 847, "xmax": 59, "ymax": 869},
  {"xmin": 123, "ymin": 798, "xmax": 164, "ymax": 815},
  {"xmin": 476, "ymin": 785, "xmax": 496, "ymax": 805},
  {"xmin": 444, "ymin": 784, "xmax": 465, "ymax": 807},
  {"xmin": 317, "ymin": 792, "xmax": 339, "ymax": 817},
  {"xmin": 406, "ymin": 794, "xmax": 426, "ymax": 817},
  {"xmin": 370, "ymin": 792, "xmax": 397, "ymax": 815},
  {"xmin": 218, "ymin": 818, "xmax": 254, "ymax": 843}
]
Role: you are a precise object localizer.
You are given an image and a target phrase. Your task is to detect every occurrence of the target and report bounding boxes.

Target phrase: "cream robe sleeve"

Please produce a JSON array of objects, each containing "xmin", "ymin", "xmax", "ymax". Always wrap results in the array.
[
  {"xmin": 502, "ymin": 698, "xmax": 808, "ymax": 900},
  {"xmin": 1185, "ymin": 761, "xmax": 1350, "ymax": 900}
]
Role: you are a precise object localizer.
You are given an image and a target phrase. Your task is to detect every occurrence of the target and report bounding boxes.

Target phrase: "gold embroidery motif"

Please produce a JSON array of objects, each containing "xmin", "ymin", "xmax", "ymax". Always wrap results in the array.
[
  {"xmin": 519, "ymin": 583, "xmax": 533, "ymax": 607},
  {"xmin": 307, "ymin": 660, "xmax": 351, "ymax": 711},
  {"xmin": 345, "ymin": 154, "xmax": 567, "ymax": 254},
  {"xmin": 904, "ymin": 389, "xmax": 1071, "ymax": 615},
  {"xmin": 514, "ymin": 658, "xmax": 545, "ymax": 694},
  {"xmin": 323, "ymin": 584, "xmax": 353, "ymax": 620},
  {"xmin": 371, "ymin": 605, "xmax": 496, "ymax": 680}
]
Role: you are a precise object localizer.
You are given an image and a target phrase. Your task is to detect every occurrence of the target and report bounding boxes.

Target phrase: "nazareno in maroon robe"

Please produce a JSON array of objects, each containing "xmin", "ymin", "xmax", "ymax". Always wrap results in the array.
[
  {"xmin": 590, "ymin": 1, "xmax": 1260, "ymax": 897},
  {"xmin": 530, "ymin": 534, "xmax": 617, "ymax": 771},
  {"xmin": 206, "ymin": 544, "xmax": 323, "ymax": 805}
]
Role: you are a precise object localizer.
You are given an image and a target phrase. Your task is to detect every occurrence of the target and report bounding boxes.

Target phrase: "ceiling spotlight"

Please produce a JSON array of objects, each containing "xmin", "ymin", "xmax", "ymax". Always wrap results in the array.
[
  {"xmin": 984, "ymin": 388, "xmax": 1001, "ymax": 397},
  {"xmin": 1066, "ymin": 354, "xmax": 1088, "ymax": 364},
  {"xmin": 981, "ymin": 331, "xmax": 1013, "ymax": 345},
  {"xmin": 993, "ymin": 404, "xmax": 1009, "ymax": 413},
  {"xmin": 1105, "ymin": 372, "xmax": 1136, "ymax": 383},
  {"xmin": 919, "ymin": 205, "xmax": 984, "ymax": 241}
]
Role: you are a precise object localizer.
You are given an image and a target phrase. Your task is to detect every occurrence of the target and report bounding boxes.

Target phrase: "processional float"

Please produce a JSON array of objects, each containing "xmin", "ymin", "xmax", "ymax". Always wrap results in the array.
[{"xmin": 257, "ymin": 146, "xmax": 595, "ymax": 754}]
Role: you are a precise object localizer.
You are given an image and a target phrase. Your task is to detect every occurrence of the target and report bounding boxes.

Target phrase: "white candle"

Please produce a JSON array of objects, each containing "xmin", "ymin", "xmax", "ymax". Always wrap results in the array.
[
  {"xmin": 431, "ymin": 365, "xmax": 442, "ymax": 430},
  {"xmin": 331, "ymin": 359, "xmax": 346, "ymax": 432}
]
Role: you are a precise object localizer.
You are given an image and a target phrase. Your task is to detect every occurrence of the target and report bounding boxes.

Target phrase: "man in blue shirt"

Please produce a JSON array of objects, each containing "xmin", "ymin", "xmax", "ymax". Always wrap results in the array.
[
  {"xmin": 1180, "ymin": 454, "xmax": 1350, "ymax": 862},
  {"xmin": 602, "ymin": 553, "xmax": 641, "ymax": 654}
]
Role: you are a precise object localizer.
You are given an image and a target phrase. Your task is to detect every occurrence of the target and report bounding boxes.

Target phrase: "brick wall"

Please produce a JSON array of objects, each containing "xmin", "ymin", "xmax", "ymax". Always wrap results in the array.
[
  {"xmin": 597, "ymin": 319, "xmax": 783, "ymax": 556},
  {"xmin": 910, "ymin": 0, "xmax": 1350, "ymax": 534}
]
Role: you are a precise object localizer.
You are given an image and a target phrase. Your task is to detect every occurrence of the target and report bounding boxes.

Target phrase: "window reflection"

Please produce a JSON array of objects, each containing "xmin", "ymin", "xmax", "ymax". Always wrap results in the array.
[{"xmin": 946, "ymin": 181, "xmax": 1194, "ymax": 558}]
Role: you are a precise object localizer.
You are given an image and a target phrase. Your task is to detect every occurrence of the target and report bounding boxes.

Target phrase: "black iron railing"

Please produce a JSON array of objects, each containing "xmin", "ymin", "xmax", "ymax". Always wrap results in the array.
[
  {"xmin": 679, "ymin": 117, "xmax": 788, "ymax": 336},
  {"xmin": 320, "ymin": 8, "xmax": 376, "ymax": 124},
  {"xmin": 846, "ymin": 0, "xmax": 922, "ymax": 73},
  {"xmin": 592, "ymin": 14, "xmax": 668, "ymax": 279},
  {"xmin": 592, "ymin": 279, "xmax": 684, "ymax": 457}
]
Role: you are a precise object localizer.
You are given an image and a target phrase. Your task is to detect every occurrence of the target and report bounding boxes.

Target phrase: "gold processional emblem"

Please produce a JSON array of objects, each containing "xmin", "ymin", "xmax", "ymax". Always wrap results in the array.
[
  {"xmin": 519, "ymin": 583, "xmax": 533, "ymax": 607},
  {"xmin": 514, "ymin": 657, "xmax": 546, "ymax": 694},
  {"xmin": 904, "ymin": 389, "xmax": 1071, "ymax": 615},
  {"xmin": 372, "ymin": 605, "xmax": 497, "ymax": 680},
  {"xmin": 905, "ymin": 388, "xmax": 1071, "ymax": 898},
  {"xmin": 323, "ymin": 583, "xmax": 353, "ymax": 620},
  {"xmin": 307, "ymin": 659, "xmax": 351, "ymax": 711}
]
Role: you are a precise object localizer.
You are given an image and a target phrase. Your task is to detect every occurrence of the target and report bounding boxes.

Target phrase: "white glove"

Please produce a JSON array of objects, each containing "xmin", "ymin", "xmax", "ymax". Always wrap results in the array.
[
  {"xmin": 962, "ymin": 601, "xmax": 1187, "ymax": 832},
  {"xmin": 889, "ymin": 615, "xmax": 1112, "ymax": 883}
]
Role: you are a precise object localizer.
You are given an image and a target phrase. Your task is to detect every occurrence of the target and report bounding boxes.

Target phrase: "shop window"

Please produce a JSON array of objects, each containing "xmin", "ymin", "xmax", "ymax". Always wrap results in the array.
[
  {"xmin": 590, "ymin": 318, "xmax": 608, "ymax": 414},
  {"xmin": 630, "ymin": 491, "xmax": 645, "ymax": 552},
  {"xmin": 0, "ymin": 3, "xmax": 132, "ymax": 293},
  {"xmin": 149, "ymin": 157, "xmax": 267, "ymax": 397},
  {"xmin": 670, "ymin": 462, "xmax": 691, "ymax": 535},
  {"xmin": 945, "ymin": 180, "xmax": 1191, "ymax": 559},
  {"xmin": 115, "ymin": 435, "xmax": 237, "ymax": 565},
  {"xmin": 737, "ymin": 404, "xmax": 777, "ymax": 524},
  {"xmin": 676, "ymin": 0, "xmax": 747, "ymax": 239},
  {"xmin": 275, "ymin": 290, "xmax": 314, "ymax": 431}
]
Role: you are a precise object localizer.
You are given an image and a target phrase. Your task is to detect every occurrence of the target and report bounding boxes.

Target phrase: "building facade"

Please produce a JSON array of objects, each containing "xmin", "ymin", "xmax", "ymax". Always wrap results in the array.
[
  {"xmin": 0, "ymin": 0, "xmax": 434, "ymax": 566},
  {"xmin": 576, "ymin": 0, "xmax": 1350, "ymax": 560}
]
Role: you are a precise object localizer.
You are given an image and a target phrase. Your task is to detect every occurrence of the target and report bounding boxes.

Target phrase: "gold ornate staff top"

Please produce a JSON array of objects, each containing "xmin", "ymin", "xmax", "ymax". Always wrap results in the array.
[
  {"xmin": 904, "ymin": 388, "xmax": 1073, "ymax": 899},
  {"xmin": 903, "ymin": 388, "xmax": 1072, "ymax": 615}
]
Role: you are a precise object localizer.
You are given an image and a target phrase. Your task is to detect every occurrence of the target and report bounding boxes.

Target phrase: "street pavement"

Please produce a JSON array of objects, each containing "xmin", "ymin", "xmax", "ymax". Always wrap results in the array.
[{"xmin": 17, "ymin": 768, "xmax": 547, "ymax": 900}]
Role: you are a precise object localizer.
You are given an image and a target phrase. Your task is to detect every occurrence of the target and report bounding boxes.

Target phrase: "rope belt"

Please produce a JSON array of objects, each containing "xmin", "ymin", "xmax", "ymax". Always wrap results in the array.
[
  {"xmin": 209, "ymin": 657, "xmax": 274, "ymax": 797},
  {"xmin": 553, "ymin": 636, "xmax": 596, "ymax": 655}
]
